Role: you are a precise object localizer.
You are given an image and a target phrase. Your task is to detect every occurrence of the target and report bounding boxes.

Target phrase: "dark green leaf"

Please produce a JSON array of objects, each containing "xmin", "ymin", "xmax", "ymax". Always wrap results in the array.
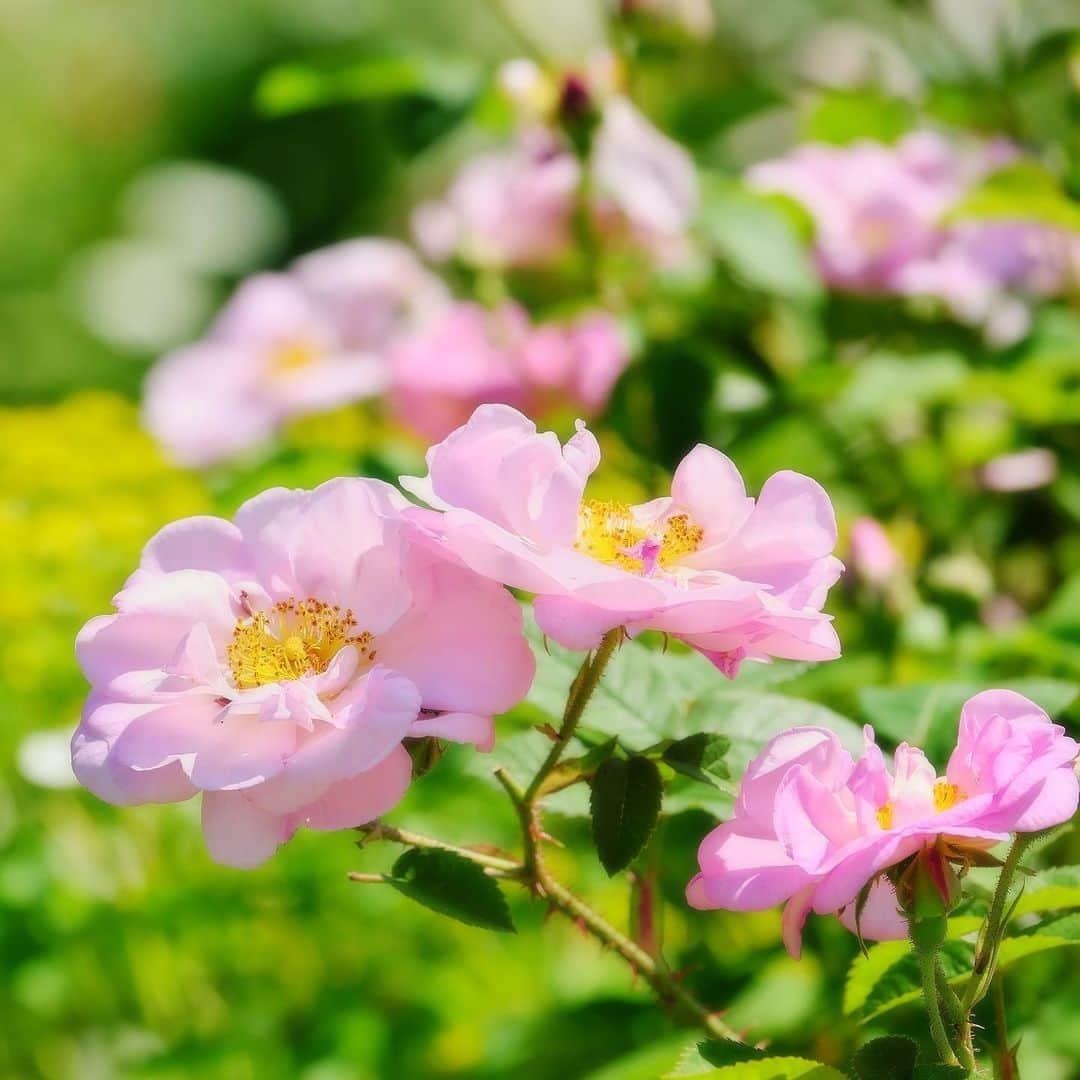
[
  {"xmin": 852, "ymin": 1035, "xmax": 917, "ymax": 1080},
  {"xmin": 698, "ymin": 1042, "xmax": 771, "ymax": 1067},
  {"xmin": 590, "ymin": 756, "xmax": 663, "ymax": 876},
  {"xmin": 662, "ymin": 733, "xmax": 730, "ymax": 787},
  {"xmin": 388, "ymin": 848, "xmax": 514, "ymax": 933},
  {"xmin": 912, "ymin": 1068, "xmax": 968, "ymax": 1080}
]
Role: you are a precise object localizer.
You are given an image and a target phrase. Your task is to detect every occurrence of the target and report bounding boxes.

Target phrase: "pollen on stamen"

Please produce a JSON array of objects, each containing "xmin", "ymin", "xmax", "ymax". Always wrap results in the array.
[
  {"xmin": 575, "ymin": 499, "xmax": 703, "ymax": 576},
  {"xmin": 227, "ymin": 596, "xmax": 375, "ymax": 690},
  {"xmin": 876, "ymin": 803, "xmax": 893, "ymax": 830},
  {"xmin": 933, "ymin": 781, "xmax": 963, "ymax": 813}
]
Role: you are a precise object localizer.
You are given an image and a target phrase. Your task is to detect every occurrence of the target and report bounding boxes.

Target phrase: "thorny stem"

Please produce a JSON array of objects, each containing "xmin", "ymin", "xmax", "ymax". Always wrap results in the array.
[
  {"xmin": 354, "ymin": 629, "xmax": 740, "ymax": 1043},
  {"xmin": 524, "ymin": 630, "xmax": 621, "ymax": 804},
  {"xmin": 494, "ymin": 766, "xmax": 740, "ymax": 1041},
  {"xmin": 935, "ymin": 962, "xmax": 976, "ymax": 1073},
  {"xmin": 915, "ymin": 942, "xmax": 960, "ymax": 1067},
  {"xmin": 355, "ymin": 822, "xmax": 519, "ymax": 874},
  {"xmin": 964, "ymin": 834, "xmax": 1034, "ymax": 1012}
]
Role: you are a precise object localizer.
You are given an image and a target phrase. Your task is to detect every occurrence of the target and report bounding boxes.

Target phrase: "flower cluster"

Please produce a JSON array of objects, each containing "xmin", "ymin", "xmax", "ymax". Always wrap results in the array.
[
  {"xmin": 72, "ymin": 403, "xmax": 846, "ymax": 865},
  {"xmin": 413, "ymin": 94, "xmax": 698, "ymax": 269},
  {"xmin": 388, "ymin": 303, "xmax": 629, "ymax": 442},
  {"xmin": 748, "ymin": 132, "xmax": 1079, "ymax": 344},
  {"xmin": 688, "ymin": 690, "xmax": 1079, "ymax": 954}
]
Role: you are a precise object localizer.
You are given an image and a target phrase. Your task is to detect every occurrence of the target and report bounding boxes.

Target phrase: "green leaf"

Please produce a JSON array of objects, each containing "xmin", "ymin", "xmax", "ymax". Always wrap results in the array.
[
  {"xmin": 857, "ymin": 680, "xmax": 1078, "ymax": 767},
  {"xmin": 662, "ymin": 733, "xmax": 731, "ymax": 787},
  {"xmin": 388, "ymin": 848, "xmax": 515, "ymax": 933},
  {"xmin": 845, "ymin": 927, "xmax": 1080, "ymax": 1020},
  {"xmin": 701, "ymin": 181, "xmax": 822, "ymax": 301},
  {"xmin": 852, "ymin": 1035, "xmax": 918, "ymax": 1080},
  {"xmin": 805, "ymin": 89, "xmax": 913, "ymax": 145},
  {"xmin": 590, "ymin": 756, "xmax": 663, "ymax": 876},
  {"xmin": 672, "ymin": 1050, "xmax": 849, "ymax": 1079},
  {"xmin": 832, "ymin": 351, "xmax": 968, "ymax": 425},
  {"xmin": 1021, "ymin": 913, "xmax": 1080, "ymax": 940},
  {"xmin": 255, "ymin": 53, "xmax": 481, "ymax": 116},
  {"xmin": 949, "ymin": 162, "xmax": 1080, "ymax": 231},
  {"xmin": 1013, "ymin": 865, "xmax": 1080, "ymax": 918},
  {"xmin": 912, "ymin": 1068, "xmax": 968, "ymax": 1079},
  {"xmin": 844, "ymin": 939, "xmax": 972, "ymax": 1021}
]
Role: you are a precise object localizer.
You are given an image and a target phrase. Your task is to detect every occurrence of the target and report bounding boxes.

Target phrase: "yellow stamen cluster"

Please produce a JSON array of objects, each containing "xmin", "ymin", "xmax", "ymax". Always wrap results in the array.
[
  {"xmin": 876, "ymin": 782, "xmax": 965, "ymax": 831},
  {"xmin": 575, "ymin": 499, "xmax": 703, "ymax": 574},
  {"xmin": 227, "ymin": 597, "xmax": 374, "ymax": 689},
  {"xmin": 271, "ymin": 340, "xmax": 322, "ymax": 374},
  {"xmin": 933, "ymin": 780, "xmax": 963, "ymax": 813}
]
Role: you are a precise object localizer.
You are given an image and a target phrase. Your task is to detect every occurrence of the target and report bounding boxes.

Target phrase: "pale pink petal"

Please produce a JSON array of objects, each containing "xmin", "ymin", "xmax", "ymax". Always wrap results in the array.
[
  {"xmin": 837, "ymin": 877, "xmax": 907, "ymax": 941},
  {"xmin": 295, "ymin": 745, "xmax": 413, "ymax": 830},
  {"xmin": 409, "ymin": 711, "xmax": 495, "ymax": 751},
  {"xmin": 376, "ymin": 548, "xmax": 534, "ymax": 715},
  {"xmin": 139, "ymin": 516, "xmax": 252, "ymax": 578},
  {"xmin": 201, "ymin": 789, "xmax": 292, "ymax": 869}
]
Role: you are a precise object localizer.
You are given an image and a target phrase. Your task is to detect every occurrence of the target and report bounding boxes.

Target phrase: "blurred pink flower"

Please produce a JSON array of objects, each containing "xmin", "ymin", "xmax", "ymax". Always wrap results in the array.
[
  {"xmin": 402, "ymin": 405, "xmax": 841, "ymax": 674},
  {"xmin": 687, "ymin": 691, "xmax": 1079, "ymax": 956},
  {"xmin": 388, "ymin": 303, "xmax": 630, "ymax": 441},
  {"xmin": 71, "ymin": 478, "xmax": 534, "ymax": 868},
  {"xmin": 849, "ymin": 517, "xmax": 900, "ymax": 586},
  {"xmin": 415, "ymin": 97, "xmax": 699, "ymax": 268},
  {"xmin": 980, "ymin": 448, "xmax": 1058, "ymax": 492},
  {"xmin": 412, "ymin": 129, "xmax": 580, "ymax": 269},
  {"xmin": 591, "ymin": 96, "xmax": 699, "ymax": 262},
  {"xmin": 291, "ymin": 238, "xmax": 448, "ymax": 350},
  {"xmin": 747, "ymin": 131, "xmax": 1077, "ymax": 343}
]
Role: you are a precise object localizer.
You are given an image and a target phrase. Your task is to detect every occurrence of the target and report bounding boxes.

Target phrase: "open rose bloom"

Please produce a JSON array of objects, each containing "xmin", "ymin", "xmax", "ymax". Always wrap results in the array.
[
  {"xmin": 687, "ymin": 691, "xmax": 1079, "ymax": 955},
  {"xmin": 389, "ymin": 303, "xmax": 629, "ymax": 442},
  {"xmin": 143, "ymin": 241, "xmax": 447, "ymax": 467},
  {"xmin": 71, "ymin": 478, "xmax": 534, "ymax": 868},
  {"xmin": 402, "ymin": 405, "xmax": 842, "ymax": 675}
]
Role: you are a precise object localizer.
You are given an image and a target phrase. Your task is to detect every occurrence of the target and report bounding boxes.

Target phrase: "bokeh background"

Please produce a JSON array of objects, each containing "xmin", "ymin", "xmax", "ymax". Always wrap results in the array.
[{"xmin": 2, "ymin": 1, "xmax": 1079, "ymax": 1077}]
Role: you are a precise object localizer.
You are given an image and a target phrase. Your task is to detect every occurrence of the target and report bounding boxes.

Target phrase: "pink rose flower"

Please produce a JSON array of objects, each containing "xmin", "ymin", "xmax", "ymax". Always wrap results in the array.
[
  {"xmin": 591, "ymin": 96, "xmax": 699, "ymax": 263},
  {"xmin": 849, "ymin": 517, "xmax": 900, "ymax": 586},
  {"xmin": 412, "ymin": 129, "xmax": 580, "ymax": 269},
  {"xmin": 388, "ymin": 303, "xmax": 629, "ymax": 442},
  {"xmin": 71, "ymin": 478, "xmax": 535, "ymax": 868},
  {"xmin": 143, "ymin": 273, "xmax": 386, "ymax": 467},
  {"xmin": 687, "ymin": 691, "xmax": 1079, "ymax": 956},
  {"xmin": 291, "ymin": 238, "xmax": 448, "ymax": 350},
  {"xmin": 401, "ymin": 405, "xmax": 841, "ymax": 675}
]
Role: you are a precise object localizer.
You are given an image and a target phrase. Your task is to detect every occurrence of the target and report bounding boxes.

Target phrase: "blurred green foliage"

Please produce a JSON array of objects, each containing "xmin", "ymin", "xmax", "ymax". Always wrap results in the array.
[{"xmin": 2, "ymin": 1, "xmax": 1080, "ymax": 1078}]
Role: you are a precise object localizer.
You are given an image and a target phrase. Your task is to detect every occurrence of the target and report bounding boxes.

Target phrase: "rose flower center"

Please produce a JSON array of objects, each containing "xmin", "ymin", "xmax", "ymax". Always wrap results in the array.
[
  {"xmin": 876, "ymin": 780, "xmax": 965, "ymax": 831},
  {"xmin": 271, "ymin": 340, "xmax": 323, "ymax": 374},
  {"xmin": 227, "ymin": 597, "xmax": 374, "ymax": 689},
  {"xmin": 575, "ymin": 499, "xmax": 703, "ymax": 576}
]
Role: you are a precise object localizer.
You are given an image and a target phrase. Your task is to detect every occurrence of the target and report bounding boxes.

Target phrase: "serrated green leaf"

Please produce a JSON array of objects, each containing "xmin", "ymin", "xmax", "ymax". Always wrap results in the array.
[
  {"xmin": 663, "ymin": 733, "xmax": 731, "ymax": 786},
  {"xmin": 844, "ymin": 939, "xmax": 972, "ymax": 1020},
  {"xmin": 698, "ymin": 1043, "xmax": 775, "ymax": 1067},
  {"xmin": 673, "ymin": 1052, "xmax": 848, "ymax": 1079},
  {"xmin": 912, "ymin": 1068, "xmax": 968, "ymax": 1079},
  {"xmin": 852, "ymin": 1035, "xmax": 917, "ymax": 1080},
  {"xmin": 1021, "ymin": 913, "xmax": 1080, "ymax": 940},
  {"xmin": 857, "ymin": 680, "xmax": 1078, "ymax": 767},
  {"xmin": 845, "ymin": 928, "xmax": 1080, "ymax": 1020},
  {"xmin": 388, "ymin": 848, "xmax": 515, "ymax": 933},
  {"xmin": 1013, "ymin": 865, "xmax": 1080, "ymax": 918},
  {"xmin": 590, "ymin": 756, "xmax": 663, "ymax": 875}
]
